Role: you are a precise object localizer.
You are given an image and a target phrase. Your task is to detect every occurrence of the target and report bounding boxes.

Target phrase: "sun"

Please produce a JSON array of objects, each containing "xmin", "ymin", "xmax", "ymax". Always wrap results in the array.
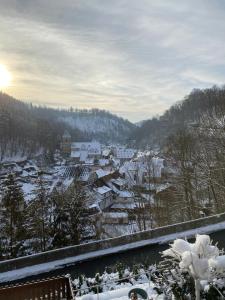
[{"xmin": 0, "ymin": 64, "xmax": 12, "ymax": 89}]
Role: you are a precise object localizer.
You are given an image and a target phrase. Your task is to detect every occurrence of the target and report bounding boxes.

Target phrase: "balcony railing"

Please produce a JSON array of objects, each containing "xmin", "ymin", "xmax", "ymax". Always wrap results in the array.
[{"xmin": 0, "ymin": 276, "xmax": 75, "ymax": 300}]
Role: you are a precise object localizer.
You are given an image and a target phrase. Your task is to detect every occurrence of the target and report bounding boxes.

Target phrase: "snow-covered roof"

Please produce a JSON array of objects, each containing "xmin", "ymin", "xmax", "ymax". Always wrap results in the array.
[
  {"xmin": 102, "ymin": 212, "xmax": 128, "ymax": 218},
  {"xmin": 120, "ymin": 161, "xmax": 137, "ymax": 173},
  {"xmin": 71, "ymin": 150, "xmax": 89, "ymax": 162},
  {"xmin": 84, "ymin": 158, "xmax": 94, "ymax": 165},
  {"xmin": 95, "ymin": 169, "xmax": 111, "ymax": 178},
  {"xmin": 143, "ymin": 183, "xmax": 171, "ymax": 192},
  {"xmin": 71, "ymin": 142, "xmax": 101, "ymax": 154},
  {"xmin": 111, "ymin": 202, "xmax": 136, "ymax": 209},
  {"xmin": 71, "ymin": 151, "xmax": 80, "ymax": 158},
  {"xmin": 116, "ymin": 147, "xmax": 136, "ymax": 159},
  {"xmin": 94, "ymin": 186, "xmax": 112, "ymax": 195},
  {"xmin": 99, "ymin": 159, "xmax": 109, "ymax": 166},
  {"xmin": 118, "ymin": 190, "xmax": 133, "ymax": 198},
  {"xmin": 89, "ymin": 203, "xmax": 99, "ymax": 209},
  {"xmin": 111, "ymin": 178, "xmax": 126, "ymax": 187},
  {"xmin": 120, "ymin": 157, "xmax": 165, "ymax": 179}
]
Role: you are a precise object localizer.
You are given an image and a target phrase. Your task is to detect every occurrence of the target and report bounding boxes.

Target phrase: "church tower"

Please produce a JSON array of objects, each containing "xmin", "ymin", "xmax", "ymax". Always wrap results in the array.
[{"xmin": 61, "ymin": 130, "xmax": 72, "ymax": 156}]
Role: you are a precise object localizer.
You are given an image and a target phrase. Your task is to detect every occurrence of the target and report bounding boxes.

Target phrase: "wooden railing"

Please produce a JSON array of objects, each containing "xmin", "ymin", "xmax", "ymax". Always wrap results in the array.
[{"xmin": 0, "ymin": 276, "xmax": 75, "ymax": 300}]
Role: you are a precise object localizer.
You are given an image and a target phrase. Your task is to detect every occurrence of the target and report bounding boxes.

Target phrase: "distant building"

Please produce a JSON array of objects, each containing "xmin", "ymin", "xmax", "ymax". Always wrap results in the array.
[
  {"xmin": 114, "ymin": 147, "xmax": 136, "ymax": 163},
  {"xmin": 120, "ymin": 157, "xmax": 165, "ymax": 187},
  {"xmin": 61, "ymin": 131, "xmax": 72, "ymax": 156},
  {"xmin": 71, "ymin": 141, "xmax": 101, "ymax": 163}
]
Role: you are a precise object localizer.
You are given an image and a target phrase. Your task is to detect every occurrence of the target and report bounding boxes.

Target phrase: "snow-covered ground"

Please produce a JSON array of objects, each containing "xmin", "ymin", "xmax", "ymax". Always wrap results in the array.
[
  {"xmin": 72, "ymin": 266, "xmax": 161, "ymax": 299},
  {"xmin": 76, "ymin": 283, "xmax": 161, "ymax": 300}
]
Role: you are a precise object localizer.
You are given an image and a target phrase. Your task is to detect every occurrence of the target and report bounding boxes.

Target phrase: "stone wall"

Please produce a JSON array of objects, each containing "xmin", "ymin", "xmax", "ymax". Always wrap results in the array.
[{"xmin": 0, "ymin": 213, "xmax": 225, "ymax": 273}]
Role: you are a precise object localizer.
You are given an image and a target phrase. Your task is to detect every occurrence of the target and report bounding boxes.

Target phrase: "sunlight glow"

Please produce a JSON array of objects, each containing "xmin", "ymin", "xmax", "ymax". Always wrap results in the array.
[{"xmin": 0, "ymin": 64, "xmax": 12, "ymax": 89}]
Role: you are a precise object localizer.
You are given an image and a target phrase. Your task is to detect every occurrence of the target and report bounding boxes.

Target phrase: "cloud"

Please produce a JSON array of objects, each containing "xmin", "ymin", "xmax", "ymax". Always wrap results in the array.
[{"xmin": 0, "ymin": 0, "xmax": 225, "ymax": 121}]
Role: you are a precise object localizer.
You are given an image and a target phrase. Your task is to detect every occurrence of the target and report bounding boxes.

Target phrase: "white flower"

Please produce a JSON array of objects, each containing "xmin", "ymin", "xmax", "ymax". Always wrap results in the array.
[{"xmin": 209, "ymin": 255, "xmax": 225, "ymax": 273}]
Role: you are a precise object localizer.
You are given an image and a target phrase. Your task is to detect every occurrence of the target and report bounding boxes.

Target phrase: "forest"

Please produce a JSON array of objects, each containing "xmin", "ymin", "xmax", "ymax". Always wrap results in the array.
[
  {"xmin": 0, "ymin": 172, "xmax": 93, "ymax": 259},
  {"xmin": 130, "ymin": 86, "xmax": 225, "ymax": 148},
  {"xmin": 0, "ymin": 92, "xmax": 134, "ymax": 161},
  {"xmin": 127, "ymin": 86, "xmax": 225, "ymax": 230}
]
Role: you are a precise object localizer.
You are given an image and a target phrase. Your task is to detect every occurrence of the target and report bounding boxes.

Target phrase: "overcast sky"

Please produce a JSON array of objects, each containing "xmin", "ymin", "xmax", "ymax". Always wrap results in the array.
[{"xmin": 0, "ymin": 0, "xmax": 225, "ymax": 122}]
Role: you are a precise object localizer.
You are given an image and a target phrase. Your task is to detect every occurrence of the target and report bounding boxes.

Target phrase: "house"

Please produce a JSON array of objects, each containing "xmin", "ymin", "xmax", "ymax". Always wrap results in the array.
[
  {"xmin": 120, "ymin": 156, "xmax": 165, "ymax": 187},
  {"xmin": 109, "ymin": 189, "xmax": 135, "ymax": 213},
  {"xmin": 98, "ymin": 159, "xmax": 110, "ymax": 167},
  {"xmin": 119, "ymin": 161, "xmax": 139, "ymax": 186},
  {"xmin": 114, "ymin": 147, "xmax": 136, "ymax": 163},
  {"xmin": 111, "ymin": 178, "xmax": 127, "ymax": 190},
  {"xmin": 116, "ymin": 190, "xmax": 134, "ymax": 202},
  {"xmin": 88, "ymin": 169, "xmax": 107, "ymax": 184},
  {"xmin": 61, "ymin": 130, "xmax": 102, "ymax": 162},
  {"xmin": 94, "ymin": 185, "xmax": 114, "ymax": 210},
  {"xmin": 88, "ymin": 168, "xmax": 117, "ymax": 186},
  {"xmin": 71, "ymin": 141, "xmax": 101, "ymax": 163},
  {"xmin": 71, "ymin": 141, "xmax": 101, "ymax": 157},
  {"xmin": 103, "ymin": 177, "xmax": 135, "ymax": 212}
]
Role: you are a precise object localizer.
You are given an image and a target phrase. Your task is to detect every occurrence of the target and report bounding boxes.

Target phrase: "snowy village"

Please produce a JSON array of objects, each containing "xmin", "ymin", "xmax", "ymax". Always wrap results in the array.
[
  {"xmin": 1, "ymin": 1, "xmax": 225, "ymax": 299},
  {"xmin": 0, "ymin": 131, "xmax": 171, "ymax": 241}
]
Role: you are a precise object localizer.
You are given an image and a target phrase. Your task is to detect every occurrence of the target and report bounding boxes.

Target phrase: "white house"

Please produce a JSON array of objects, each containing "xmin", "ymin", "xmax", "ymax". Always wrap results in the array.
[
  {"xmin": 94, "ymin": 185, "xmax": 114, "ymax": 210},
  {"xmin": 71, "ymin": 141, "xmax": 101, "ymax": 163},
  {"xmin": 114, "ymin": 147, "xmax": 136, "ymax": 162},
  {"xmin": 120, "ymin": 157, "xmax": 165, "ymax": 187}
]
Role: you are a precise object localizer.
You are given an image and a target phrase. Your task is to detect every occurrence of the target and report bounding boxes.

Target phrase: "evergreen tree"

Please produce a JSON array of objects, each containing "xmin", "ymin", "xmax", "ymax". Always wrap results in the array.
[
  {"xmin": 50, "ymin": 188, "xmax": 69, "ymax": 248},
  {"xmin": 64, "ymin": 182, "xmax": 90, "ymax": 245},
  {"xmin": 29, "ymin": 173, "xmax": 50, "ymax": 252},
  {"xmin": 0, "ymin": 173, "xmax": 26, "ymax": 258}
]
